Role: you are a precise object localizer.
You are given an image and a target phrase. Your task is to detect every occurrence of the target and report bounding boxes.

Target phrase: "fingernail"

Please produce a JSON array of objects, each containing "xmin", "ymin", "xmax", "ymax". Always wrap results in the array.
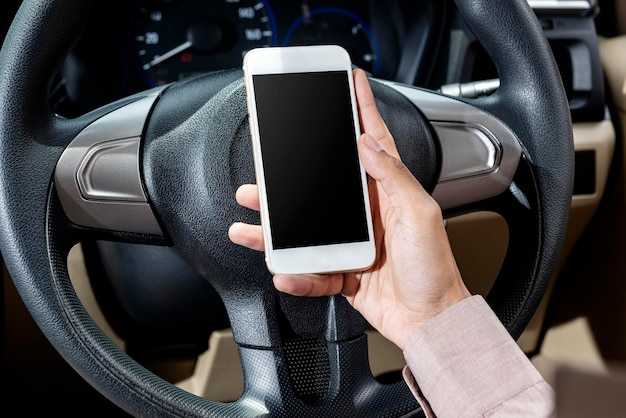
[{"xmin": 363, "ymin": 133, "xmax": 383, "ymax": 152}]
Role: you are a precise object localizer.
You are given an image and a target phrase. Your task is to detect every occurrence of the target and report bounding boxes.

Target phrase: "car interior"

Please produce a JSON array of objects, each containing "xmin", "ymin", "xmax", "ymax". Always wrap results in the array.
[{"xmin": 2, "ymin": 0, "xmax": 625, "ymax": 415}]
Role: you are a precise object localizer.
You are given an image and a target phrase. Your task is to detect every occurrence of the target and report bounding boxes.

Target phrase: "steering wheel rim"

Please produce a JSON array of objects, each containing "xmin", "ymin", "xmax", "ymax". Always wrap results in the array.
[{"xmin": 0, "ymin": 0, "xmax": 573, "ymax": 416}]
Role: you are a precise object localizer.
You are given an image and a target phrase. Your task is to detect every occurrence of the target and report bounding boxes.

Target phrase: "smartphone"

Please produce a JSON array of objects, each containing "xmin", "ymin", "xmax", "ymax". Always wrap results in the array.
[{"xmin": 243, "ymin": 45, "xmax": 376, "ymax": 275}]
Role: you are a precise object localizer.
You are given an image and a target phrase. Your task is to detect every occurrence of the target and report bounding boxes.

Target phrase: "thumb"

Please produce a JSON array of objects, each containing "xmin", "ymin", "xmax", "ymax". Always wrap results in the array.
[{"xmin": 358, "ymin": 133, "xmax": 427, "ymax": 205}]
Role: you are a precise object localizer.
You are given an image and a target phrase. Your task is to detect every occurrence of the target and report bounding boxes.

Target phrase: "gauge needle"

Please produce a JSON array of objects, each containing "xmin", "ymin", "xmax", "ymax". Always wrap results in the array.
[{"xmin": 143, "ymin": 40, "xmax": 193, "ymax": 70}]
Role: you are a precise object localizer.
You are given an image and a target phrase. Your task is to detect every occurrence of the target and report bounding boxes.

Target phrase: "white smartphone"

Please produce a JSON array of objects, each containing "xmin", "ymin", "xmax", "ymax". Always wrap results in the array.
[{"xmin": 243, "ymin": 45, "xmax": 376, "ymax": 275}]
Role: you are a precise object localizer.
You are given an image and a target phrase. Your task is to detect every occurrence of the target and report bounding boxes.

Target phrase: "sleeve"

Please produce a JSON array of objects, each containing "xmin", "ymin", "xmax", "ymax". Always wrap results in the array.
[{"xmin": 402, "ymin": 295, "xmax": 556, "ymax": 418}]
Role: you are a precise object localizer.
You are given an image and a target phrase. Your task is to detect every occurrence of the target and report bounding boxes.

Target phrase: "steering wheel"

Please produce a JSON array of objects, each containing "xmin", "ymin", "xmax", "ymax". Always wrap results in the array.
[{"xmin": 0, "ymin": 0, "xmax": 573, "ymax": 416}]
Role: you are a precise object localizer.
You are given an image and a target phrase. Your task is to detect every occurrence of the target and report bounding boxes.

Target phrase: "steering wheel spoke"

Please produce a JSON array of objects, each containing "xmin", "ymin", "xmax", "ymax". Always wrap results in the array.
[
  {"xmin": 55, "ymin": 90, "xmax": 165, "ymax": 237},
  {"xmin": 378, "ymin": 80, "xmax": 523, "ymax": 211}
]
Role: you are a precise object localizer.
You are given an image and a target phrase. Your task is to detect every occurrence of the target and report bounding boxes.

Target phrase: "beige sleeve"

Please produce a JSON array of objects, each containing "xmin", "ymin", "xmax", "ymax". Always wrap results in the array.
[{"xmin": 402, "ymin": 295, "xmax": 556, "ymax": 417}]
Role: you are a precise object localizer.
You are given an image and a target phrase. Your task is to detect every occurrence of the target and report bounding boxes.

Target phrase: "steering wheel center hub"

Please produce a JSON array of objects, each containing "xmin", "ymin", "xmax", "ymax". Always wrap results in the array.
[{"xmin": 140, "ymin": 69, "xmax": 439, "ymax": 348}]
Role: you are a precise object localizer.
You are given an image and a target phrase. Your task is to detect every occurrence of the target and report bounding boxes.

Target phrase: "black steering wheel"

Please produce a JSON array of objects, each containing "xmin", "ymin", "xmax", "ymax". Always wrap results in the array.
[{"xmin": 0, "ymin": 0, "xmax": 573, "ymax": 416}]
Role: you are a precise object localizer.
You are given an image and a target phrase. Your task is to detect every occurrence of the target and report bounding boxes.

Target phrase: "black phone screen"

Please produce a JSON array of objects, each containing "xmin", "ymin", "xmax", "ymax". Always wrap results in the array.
[{"xmin": 252, "ymin": 71, "xmax": 369, "ymax": 250}]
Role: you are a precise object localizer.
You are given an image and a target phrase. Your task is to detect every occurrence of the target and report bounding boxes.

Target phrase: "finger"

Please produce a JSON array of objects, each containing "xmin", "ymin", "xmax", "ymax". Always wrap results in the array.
[
  {"xmin": 235, "ymin": 184, "xmax": 260, "ymax": 211},
  {"xmin": 273, "ymin": 273, "xmax": 344, "ymax": 297},
  {"xmin": 353, "ymin": 69, "xmax": 399, "ymax": 158},
  {"xmin": 341, "ymin": 272, "xmax": 360, "ymax": 297},
  {"xmin": 228, "ymin": 222, "xmax": 264, "ymax": 251},
  {"xmin": 358, "ymin": 133, "xmax": 433, "ymax": 212}
]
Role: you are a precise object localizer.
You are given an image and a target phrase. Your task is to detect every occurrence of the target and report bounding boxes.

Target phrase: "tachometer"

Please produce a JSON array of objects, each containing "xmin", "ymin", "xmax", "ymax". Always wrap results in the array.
[{"xmin": 132, "ymin": 0, "xmax": 277, "ymax": 87}]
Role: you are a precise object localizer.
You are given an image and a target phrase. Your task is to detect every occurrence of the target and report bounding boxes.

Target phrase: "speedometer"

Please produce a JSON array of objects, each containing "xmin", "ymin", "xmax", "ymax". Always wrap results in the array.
[{"xmin": 132, "ymin": 0, "xmax": 277, "ymax": 87}]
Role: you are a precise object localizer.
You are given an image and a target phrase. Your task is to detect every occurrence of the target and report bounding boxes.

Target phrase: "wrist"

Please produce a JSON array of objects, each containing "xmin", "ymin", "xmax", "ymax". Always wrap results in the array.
[{"xmin": 395, "ymin": 285, "xmax": 472, "ymax": 350}]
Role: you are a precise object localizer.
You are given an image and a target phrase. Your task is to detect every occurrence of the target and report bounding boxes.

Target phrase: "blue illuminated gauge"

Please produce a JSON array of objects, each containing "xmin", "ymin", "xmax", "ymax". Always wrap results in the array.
[
  {"xmin": 282, "ymin": 7, "xmax": 381, "ymax": 76},
  {"xmin": 132, "ymin": 0, "xmax": 277, "ymax": 87}
]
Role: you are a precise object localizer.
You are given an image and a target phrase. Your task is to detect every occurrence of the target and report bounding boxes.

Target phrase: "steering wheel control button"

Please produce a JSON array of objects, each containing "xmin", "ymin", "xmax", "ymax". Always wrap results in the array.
[
  {"xmin": 433, "ymin": 122, "xmax": 500, "ymax": 182},
  {"xmin": 77, "ymin": 137, "xmax": 146, "ymax": 202},
  {"xmin": 55, "ymin": 92, "xmax": 164, "ymax": 236},
  {"xmin": 375, "ymin": 80, "xmax": 522, "ymax": 209}
]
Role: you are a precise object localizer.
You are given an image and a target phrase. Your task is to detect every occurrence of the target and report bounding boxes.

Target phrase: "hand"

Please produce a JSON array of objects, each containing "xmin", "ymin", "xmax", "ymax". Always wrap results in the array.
[{"xmin": 229, "ymin": 69, "xmax": 471, "ymax": 350}]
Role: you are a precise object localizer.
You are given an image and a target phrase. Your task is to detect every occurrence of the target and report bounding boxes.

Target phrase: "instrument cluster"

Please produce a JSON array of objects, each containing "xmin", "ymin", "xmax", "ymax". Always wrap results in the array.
[{"xmin": 51, "ymin": 0, "xmax": 431, "ymax": 116}]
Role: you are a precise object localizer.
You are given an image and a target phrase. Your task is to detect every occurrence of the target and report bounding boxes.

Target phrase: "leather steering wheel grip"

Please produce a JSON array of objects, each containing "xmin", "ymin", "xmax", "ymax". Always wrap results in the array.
[{"xmin": 0, "ymin": 0, "xmax": 573, "ymax": 416}]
